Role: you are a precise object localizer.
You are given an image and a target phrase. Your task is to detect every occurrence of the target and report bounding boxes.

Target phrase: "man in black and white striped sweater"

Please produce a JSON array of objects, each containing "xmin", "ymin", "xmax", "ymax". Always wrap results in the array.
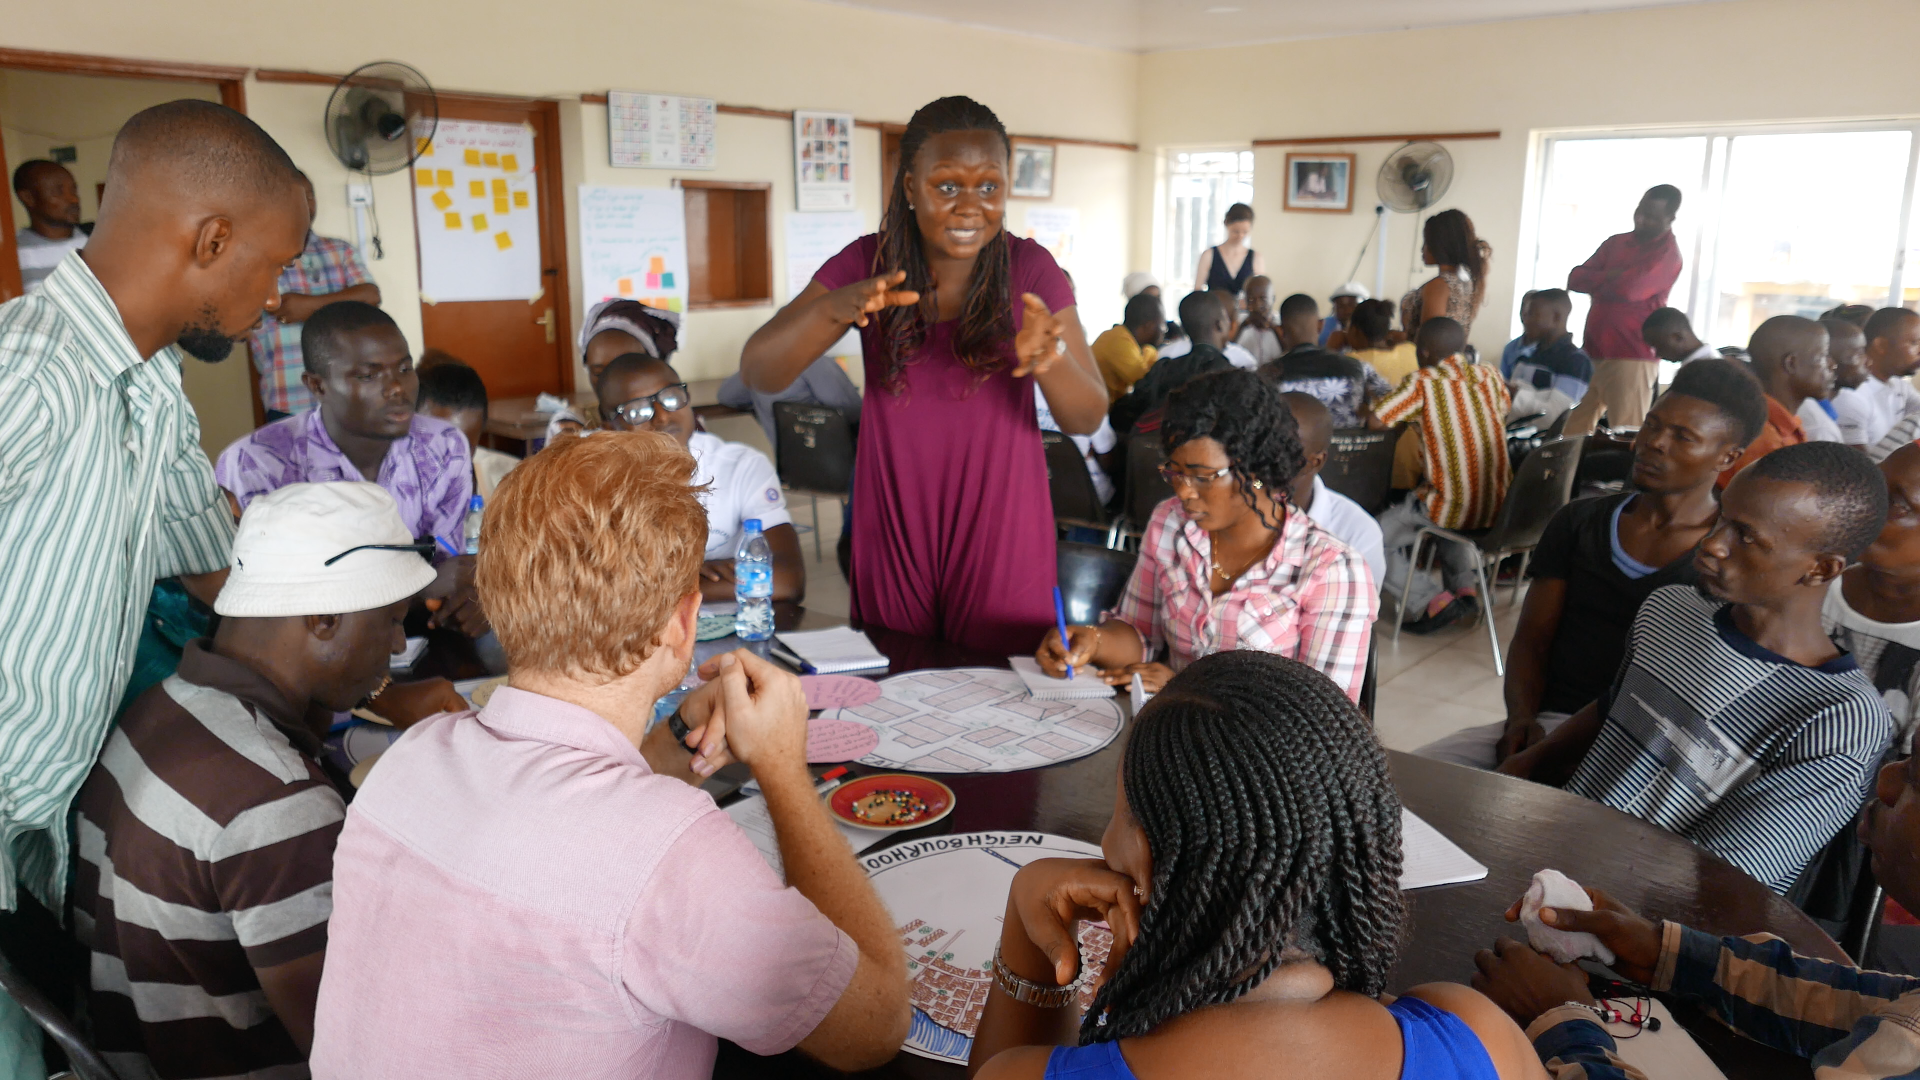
[{"xmin": 1502, "ymin": 441, "xmax": 1894, "ymax": 893}]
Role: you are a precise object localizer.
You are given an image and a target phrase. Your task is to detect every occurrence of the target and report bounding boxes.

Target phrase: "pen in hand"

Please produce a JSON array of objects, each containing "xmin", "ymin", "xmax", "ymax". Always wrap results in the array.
[{"xmin": 1053, "ymin": 585, "xmax": 1074, "ymax": 680}]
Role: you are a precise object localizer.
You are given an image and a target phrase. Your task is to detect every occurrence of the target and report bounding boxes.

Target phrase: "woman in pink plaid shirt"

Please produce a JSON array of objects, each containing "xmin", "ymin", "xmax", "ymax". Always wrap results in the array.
[{"xmin": 1038, "ymin": 370, "xmax": 1377, "ymax": 702}]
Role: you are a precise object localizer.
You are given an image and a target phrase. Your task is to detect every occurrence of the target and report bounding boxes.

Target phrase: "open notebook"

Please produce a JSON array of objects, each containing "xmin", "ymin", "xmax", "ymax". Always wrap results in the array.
[
  {"xmin": 775, "ymin": 627, "xmax": 889, "ymax": 674},
  {"xmin": 1008, "ymin": 656, "xmax": 1115, "ymax": 700},
  {"xmin": 1399, "ymin": 809, "xmax": 1488, "ymax": 889}
]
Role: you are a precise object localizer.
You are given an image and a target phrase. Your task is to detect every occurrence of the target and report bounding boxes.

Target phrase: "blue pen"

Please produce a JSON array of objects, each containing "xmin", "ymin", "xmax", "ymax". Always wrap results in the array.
[
  {"xmin": 434, "ymin": 535, "xmax": 461, "ymax": 559},
  {"xmin": 1052, "ymin": 586, "xmax": 1074, "ymax": 680}
]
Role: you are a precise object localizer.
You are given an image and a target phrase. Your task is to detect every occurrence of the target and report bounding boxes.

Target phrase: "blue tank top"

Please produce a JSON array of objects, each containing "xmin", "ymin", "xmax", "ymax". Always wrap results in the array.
[
  {"xmin": 1039, "ymin": 996, "xmax": 1499, "ymax": 1080},
  {"xmin": 1206, "ymin": 245, "xmax": 1256, "ymax": 295}
]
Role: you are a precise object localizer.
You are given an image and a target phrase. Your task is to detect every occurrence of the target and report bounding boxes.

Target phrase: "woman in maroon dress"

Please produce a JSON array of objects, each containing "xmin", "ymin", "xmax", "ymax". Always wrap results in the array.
[{"xmin": 742, "ymin": 97, "xmax": 1108, "ymax": 653}]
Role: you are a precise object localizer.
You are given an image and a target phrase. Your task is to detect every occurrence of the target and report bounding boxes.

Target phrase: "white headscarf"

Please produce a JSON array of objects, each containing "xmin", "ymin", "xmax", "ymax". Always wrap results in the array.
[
  {"xmin": 1122, "ymin": 272, "xmax": 1161, "ymax": 298},
  {"xmin": 577, "ymin": 299, "xmax": 682, "ymax": 360}
]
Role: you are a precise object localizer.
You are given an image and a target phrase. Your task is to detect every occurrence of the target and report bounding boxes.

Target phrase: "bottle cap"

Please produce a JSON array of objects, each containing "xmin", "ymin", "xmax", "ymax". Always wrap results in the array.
[
  {"xmin": 469, "ymin": 495, "xmax": 484, "ymax": 511},
  {"xmin": 744, "ymin": 518, "xmax": 762, "ymax": 531}
]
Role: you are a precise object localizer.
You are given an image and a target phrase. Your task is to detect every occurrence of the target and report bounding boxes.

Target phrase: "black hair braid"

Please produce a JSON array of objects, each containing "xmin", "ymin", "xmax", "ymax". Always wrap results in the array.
[
  {"xmin": 1160, "ymin": 369, "xmax": 1306, "ymax": 531},
  {"xmin": 1081, "ymin": 652, "xmax": 1405, "ymax": 1044},
  {"xmin": 873, "ymin": 96, "xmax": 1015, "ymax": 391}
]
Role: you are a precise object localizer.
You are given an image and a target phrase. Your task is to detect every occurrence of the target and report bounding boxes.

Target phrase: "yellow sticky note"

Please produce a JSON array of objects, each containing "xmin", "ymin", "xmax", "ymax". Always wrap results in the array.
[
  {"xmin": 493, "ymin": 195, "xmax": 509, "ymax": 214},
  {"xmin": 435, "ymin": 169, "xmax": 454, "ymax": 188},
  {"xmin": 431, "ymin": 190, "xmax": 453, "ymax": 211},
  {"xmin": 414, "ymin": 168, "xmax": 432, "ymax": 186},
  {"xmin": 483, "ymin": 151, "xmax": 499, "ymax": 167},
  {"xmin": 617, "ymin": 278, "xmax": 633, "ymax": 296},
  {"xmin": 512, "ymin": 191, "xmax": 529, "ymax": 208},
  {"xmin": 494, "ymin": 231, "xmax": 513, "ymax": 251},
  {"xmin": 469, "ymin": 180, "xmax": 486, "ymax": 198},
  {"xmin": 416, "ymin": 136, "xmax": 433, "ymax": 157},
  {"xmin": 471, "ymin": 214, "xmax": 488, "ymax": 232},
  {"xmin": 463, "ymin": 148, "xmax": 481, "ymax": 166},
  {"xmin": 444, "ymin": 211, "xmax": 462, "ymax": 230},
  {"xmin": 501, "ymin": 154, "xmax": 518, "ymax": 173},
  {"xmin": 490, "ymin": 178, "xmax": 508, "ymax": 196}
]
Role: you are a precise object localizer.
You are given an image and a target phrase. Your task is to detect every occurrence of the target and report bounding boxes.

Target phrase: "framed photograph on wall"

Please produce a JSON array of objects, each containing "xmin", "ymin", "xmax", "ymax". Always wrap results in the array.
[
  {"xmin": 1010, "ymin": 141, "xmax": 1055, "ymax": 199},
  {"xmin": 1285, "ymin": 152, "xmax": 1354, "ymax": 213}
]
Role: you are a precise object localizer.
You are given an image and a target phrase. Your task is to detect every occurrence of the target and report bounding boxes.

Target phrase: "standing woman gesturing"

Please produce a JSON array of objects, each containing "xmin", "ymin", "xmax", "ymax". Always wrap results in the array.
[{"xmin": 743, "ymin": 97, "xmax": 1107, "ymax": 653}]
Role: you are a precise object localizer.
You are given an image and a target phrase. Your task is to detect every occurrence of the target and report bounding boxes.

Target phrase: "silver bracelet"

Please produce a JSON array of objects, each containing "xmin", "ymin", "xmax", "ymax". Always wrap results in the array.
[{"xmin": 992, "ymin": 943, "xmax": 1089, "ymax": 1009}]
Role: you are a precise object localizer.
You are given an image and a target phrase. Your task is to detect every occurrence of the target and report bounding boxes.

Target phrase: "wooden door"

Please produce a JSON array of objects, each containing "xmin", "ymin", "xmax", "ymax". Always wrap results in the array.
[
  {"xmin": 0, "ymin": 124, "xmax": 22, "ymax": 303},
  {"xmin": 415, "ymin": 94, "xmax": 572, "ymax": 398},
  {"xmin": 879, "ymin": 124, "xmax": 904, "ymax": 217}
]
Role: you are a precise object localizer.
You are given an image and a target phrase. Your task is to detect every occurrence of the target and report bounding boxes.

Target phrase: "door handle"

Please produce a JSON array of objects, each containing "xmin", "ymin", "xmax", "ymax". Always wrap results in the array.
[{"xmin": 534, "ymin": 307, "xmax": 554, "ymax": 344}]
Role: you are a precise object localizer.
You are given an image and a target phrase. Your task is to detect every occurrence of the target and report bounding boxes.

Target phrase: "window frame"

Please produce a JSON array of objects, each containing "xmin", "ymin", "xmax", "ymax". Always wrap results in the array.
[{"xmin": 1522, "ymin": 118, "xmax": 1920, "ymax": 347}]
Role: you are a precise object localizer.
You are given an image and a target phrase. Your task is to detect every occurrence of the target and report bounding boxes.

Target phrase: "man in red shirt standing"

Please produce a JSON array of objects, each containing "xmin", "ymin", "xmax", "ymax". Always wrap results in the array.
[{"xmin": 1563, "ymin": 184, "xmax": 1685, "ymax": 436}]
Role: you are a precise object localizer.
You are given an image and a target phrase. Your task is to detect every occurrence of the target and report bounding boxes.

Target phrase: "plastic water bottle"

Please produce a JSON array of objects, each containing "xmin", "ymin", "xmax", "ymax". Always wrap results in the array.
[
  {"xmin": 735, "ymin": 518, "xmax": 774, "ymax": 641},
  {"xmin": 462, "ymin": 495, "xmax": 484, "ymax": 555}
]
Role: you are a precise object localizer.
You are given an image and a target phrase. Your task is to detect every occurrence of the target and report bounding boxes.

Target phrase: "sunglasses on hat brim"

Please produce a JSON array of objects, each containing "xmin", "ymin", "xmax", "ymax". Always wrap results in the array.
[{"xmin": 323, "ymin": 542, "xmax": 437, "ymax": 567}]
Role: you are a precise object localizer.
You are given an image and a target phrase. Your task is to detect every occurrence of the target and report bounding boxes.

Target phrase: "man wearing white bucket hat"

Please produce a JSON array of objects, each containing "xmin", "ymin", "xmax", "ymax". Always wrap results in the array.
[
  {"xmin": 1321, "ymin": 280, "xmax": 1370, "ymax": 348},
  {"xmin": 68, "ymin": 482, "xmax": 448, "ymax": 1080}
]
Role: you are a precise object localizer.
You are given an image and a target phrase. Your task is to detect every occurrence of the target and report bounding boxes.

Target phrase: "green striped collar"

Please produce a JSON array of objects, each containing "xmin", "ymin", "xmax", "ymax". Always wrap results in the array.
[{"xmin": 39, "ymin": 252, "xmax": 152, "ymax": 387}]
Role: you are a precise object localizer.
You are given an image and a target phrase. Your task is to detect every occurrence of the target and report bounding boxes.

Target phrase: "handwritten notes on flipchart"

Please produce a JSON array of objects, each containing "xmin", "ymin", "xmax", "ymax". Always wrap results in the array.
[{"xmin": 577, "ymin": 186, "xmax": 689, "ymax": 313}]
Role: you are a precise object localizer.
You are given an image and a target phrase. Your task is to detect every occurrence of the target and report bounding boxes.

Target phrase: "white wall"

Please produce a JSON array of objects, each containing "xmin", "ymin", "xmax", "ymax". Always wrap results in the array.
[
  {"xmin": 7, "ymin": 0, "xmax": 1140, "ymax": 433},
  {"xmin": 0, "ymin": 71, "xmax": 219, "ymax": 229},
  {"xmin": 1135, "ymin": 0, "xmax": 1920, "ymax": 358}
]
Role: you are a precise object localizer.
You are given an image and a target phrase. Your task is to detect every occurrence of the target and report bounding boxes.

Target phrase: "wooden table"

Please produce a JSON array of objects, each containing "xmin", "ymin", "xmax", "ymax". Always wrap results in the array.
[{"xmin": 420, "ymin": 616, "xmax": 1837, "ymax": 1079}]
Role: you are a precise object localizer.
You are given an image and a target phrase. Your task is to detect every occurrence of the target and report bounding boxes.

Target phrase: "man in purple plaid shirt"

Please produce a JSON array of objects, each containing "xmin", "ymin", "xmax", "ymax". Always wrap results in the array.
[{"xmin": 249, "ymin": 173, "xmax": 381, "ymax": 418}]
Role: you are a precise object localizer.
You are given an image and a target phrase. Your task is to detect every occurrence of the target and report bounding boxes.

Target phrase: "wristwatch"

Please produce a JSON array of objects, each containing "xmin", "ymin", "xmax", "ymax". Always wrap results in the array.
[
  {"xmin": 992, "ymin": 944, "xmax": 1089, "ymax": 1009},
  {"xmin": 666, "ymin": 709, "xmax": 698, "ymax": 752}
]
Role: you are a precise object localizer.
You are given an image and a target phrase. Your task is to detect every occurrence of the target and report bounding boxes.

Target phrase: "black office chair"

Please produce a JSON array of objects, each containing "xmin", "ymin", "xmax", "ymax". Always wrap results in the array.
[
  {"xmin": 1391, "ymin": 436, "xmax": 1584, "ymax": 675},
  {"xmin": 1057, "ymin": 542, "xmax": 1138, "ymax": 625},
  {"xmin": 0, "ymin": 951, "xmax": 116, "ymax": 1080},
  {"xmin": 772, "ymin": 402, "xmax": 856, "ymax": 562},
  {"xmin": 1042, "ymin": 431, "xmax": 1108, "ymax": 532},
  {"xmin": 1322, "ymin": 429, "xmax": 1399, "ymax": 516},
  {"xmin": 1121, "ymin": 429, "xmax": 1173, "ymax": 543}
]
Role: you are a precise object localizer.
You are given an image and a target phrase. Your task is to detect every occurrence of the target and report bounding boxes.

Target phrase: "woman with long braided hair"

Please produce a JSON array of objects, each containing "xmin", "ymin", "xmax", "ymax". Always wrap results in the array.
[
  {"xmin": 968, "ymin": 652, "xmax": 1542, "ymax": 1079},
  {"xmin": 742, "ymin": 96, "xmax": 1107, "ymax": 653},
  {"xmin": 1035, "ymin": 369, "xmax": 1376, "ymax": 701}
]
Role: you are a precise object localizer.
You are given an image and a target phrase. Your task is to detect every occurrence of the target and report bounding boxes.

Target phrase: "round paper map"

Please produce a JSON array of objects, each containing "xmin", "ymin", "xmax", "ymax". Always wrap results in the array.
[
  {"xmin": 862, "ymin": 832, "xmax": 1112, "ymax": 1064},
  {"xmin": 821, "ymin": 668, "xmax": 1123, "ymax": 773}
]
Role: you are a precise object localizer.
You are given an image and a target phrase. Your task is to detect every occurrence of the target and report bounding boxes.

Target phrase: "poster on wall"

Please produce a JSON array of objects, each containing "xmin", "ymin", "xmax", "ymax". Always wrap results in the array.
[
  {"xmin": 608, "ymin": 91, "xmax": 717, "ymax": 169},
  {"xmin": 793, "ymin": 110, "xmax": 855, "ymax": 212},
  {"xmin": 1022, "ymin": 206, "xmax": 1078, "ymax": 266},
  {"xmin": 577, "ymin": 185, "xmax": 690, "ymax": 315},
  {"xmin": 784, "ymin": 210, "xmax": 865, "ymax": 298},
  {"xmin": 412, "ymin": 119, "xmax": 543, "ymax": 303}
]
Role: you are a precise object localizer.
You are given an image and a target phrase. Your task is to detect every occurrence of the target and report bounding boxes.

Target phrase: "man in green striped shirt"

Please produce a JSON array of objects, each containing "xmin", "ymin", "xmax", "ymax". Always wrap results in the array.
[{"xmin": 0, "ymin": 101, "xmax": 308, "ymax": 1078}]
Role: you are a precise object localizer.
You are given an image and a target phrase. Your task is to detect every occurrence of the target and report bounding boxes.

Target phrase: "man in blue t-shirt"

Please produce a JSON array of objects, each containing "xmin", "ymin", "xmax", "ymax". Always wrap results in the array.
[
  {"xmin": 1418, "ymin": 359, "xmax": 1766, "ymax": 770},
  {"xmin": 1500, "ymin": 442, "xmax": 1894, "ymax": 892}
]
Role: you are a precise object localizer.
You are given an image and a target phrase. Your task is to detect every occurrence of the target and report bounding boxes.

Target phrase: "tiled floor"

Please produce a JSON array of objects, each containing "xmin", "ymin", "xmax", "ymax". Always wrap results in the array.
[{"xmin": 721, "ymin": 410, "xmax": 1518, "ymax": 749}]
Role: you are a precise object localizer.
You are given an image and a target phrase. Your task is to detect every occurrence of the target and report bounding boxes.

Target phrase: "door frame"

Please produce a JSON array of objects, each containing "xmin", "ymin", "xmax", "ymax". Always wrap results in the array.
[
  {"xmin": 412, "ymin": 91, "xmax": 576, "ymax": 396},
  {"xmin": 0, "ymin": 47, "xmax": 248, "ymax": 303}
]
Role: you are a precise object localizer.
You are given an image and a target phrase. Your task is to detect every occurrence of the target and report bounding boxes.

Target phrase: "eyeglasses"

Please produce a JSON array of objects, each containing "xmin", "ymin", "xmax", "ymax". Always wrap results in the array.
[
  {"xmin": 323, "ymin": 542, "xmax": 436, "ymax": 567},
  {"xmin": 1157, "ymin": 463, "xmax": 1234, "ymax": 490},
  {"xmin": 608, "ymin": 383, "xmax": 691, "ymax": 427}
]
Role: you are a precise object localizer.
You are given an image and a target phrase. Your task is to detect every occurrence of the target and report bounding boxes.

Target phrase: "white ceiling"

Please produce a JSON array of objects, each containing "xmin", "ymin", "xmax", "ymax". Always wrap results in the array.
[{"xmin": 816, "ymin": 0, "xmax": 1724, "ymax": 53}]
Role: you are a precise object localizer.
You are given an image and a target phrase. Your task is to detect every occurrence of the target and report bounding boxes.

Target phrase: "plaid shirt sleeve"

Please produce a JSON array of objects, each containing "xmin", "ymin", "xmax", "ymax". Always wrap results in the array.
[
  {"xmin": 1110, "ymin": 500, "xmax": 1173, "ymax": 659},
  {"xmin": 1292, "ymin": 538, "xmax": 1376, "ymax": 702},
  {"xmin": 1373, "ymin": 369, "xmax": 1426, "ymax": 426}
]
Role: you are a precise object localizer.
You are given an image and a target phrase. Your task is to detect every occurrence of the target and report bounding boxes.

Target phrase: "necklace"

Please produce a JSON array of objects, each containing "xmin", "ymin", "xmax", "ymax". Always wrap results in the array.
[{"xmin": 1210, "ymin": 511, "xmax": 1285, "ymax": 584}]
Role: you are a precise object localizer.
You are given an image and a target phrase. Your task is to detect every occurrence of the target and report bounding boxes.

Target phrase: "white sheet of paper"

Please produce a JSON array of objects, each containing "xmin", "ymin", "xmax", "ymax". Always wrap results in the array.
[
  {"xmin": 1605, "ymin": 999, "xmax": 1729, "ymax": 1080},
  {"xmin": 723, "ymin": 792, "xmax": 885, "ymax": 882},
  {"xmin": 784, "ymin": 210, "xmax": 864, "ymax": 296},
  {"xmin": 577, "ymin": 185, "xmax": 689, "ymax": 314},
  {"xmin": 1399, "ymin": 808, "xmax": 1488, "ymax": 889}
]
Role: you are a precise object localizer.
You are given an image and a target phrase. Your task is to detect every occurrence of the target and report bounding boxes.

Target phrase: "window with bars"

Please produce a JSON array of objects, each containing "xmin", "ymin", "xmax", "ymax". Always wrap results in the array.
[{"xmin": 1160, "ymin": 149, "xmax": 1254, "ymax": 296}]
